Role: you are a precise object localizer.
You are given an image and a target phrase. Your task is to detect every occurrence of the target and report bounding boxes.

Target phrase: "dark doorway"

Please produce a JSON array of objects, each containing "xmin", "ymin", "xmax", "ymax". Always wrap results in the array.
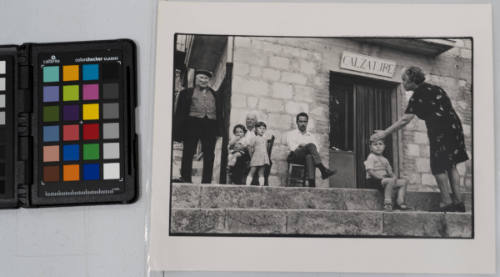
[{"xmin": 329, "ymin": 72, "xmax": 397, "ymax": 188}]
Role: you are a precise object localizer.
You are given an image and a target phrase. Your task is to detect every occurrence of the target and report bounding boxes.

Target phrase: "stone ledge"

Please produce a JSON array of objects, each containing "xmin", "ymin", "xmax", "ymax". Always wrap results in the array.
[
  {"xmin": 172, "ymin": 183, "xmax": 472, "ymax": 212},
  {"xmin": 170, "ymin": 208, "xmax": 472, "ymax": 238}
]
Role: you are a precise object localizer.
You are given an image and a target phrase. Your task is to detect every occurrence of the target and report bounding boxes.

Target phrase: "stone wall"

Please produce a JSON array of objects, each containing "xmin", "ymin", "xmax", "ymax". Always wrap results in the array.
[{"xmin": 229, "ymin": 37, "xmax": 472, "ymax": 191}]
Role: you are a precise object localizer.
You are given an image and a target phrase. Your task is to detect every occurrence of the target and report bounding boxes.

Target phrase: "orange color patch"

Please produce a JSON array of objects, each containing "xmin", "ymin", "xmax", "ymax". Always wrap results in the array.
[
  {"xmin": 63, "ymin": 164, "xmax": 80, "ymax": 181},
  {"xmin": 63, "ymin": 65, "xmax": 79, "ymax": 81}
]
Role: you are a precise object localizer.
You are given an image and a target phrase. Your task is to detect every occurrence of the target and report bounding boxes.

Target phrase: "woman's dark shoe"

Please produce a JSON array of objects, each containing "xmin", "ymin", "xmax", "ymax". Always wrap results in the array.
[
  {"xmin": 172, "ymin": 177, "xmax": 188, "ymax": 183},
  {"xmin": 440, "ymin": 203, "xmax": 455, "ymax": 213},
  {"xmin": 453, "ymin": 202, "xmax": 466, "ymax": 212}
]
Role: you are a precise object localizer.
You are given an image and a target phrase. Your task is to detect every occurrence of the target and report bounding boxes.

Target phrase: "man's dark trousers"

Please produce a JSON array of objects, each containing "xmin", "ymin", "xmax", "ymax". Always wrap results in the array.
[
  {"xmin": 287, "ymin": 143, "xmax": 322, "ymax": 184},
  {"xmin": 181, "ymin": 116, "xmax": 217, "ymax": 183}
]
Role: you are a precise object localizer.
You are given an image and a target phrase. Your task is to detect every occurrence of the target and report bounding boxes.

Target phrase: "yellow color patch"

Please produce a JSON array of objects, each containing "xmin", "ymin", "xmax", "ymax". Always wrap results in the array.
[
  {"xmin": 63, "ymin": 65, "xmax": 79, "ymax": 81},
  {"xmin": 83, "ymin": 104, "xmax": 99, "ymax": 120}
]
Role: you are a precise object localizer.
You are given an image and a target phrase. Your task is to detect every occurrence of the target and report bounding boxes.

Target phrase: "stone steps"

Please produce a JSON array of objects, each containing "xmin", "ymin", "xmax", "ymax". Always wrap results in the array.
[
  {"xmin": 170, "ymin": 183, "xmax": 473, "ymax": 238},
  {"xmin": 170, "ymin": 208, "xmax": 472, "ymax": 238},
  {"xmin": 172, "ymin": 183, "xmax": 472, "ymax": 212}
]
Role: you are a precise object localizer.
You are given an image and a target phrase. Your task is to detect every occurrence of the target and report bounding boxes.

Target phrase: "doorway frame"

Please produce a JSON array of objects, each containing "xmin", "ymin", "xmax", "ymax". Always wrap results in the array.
[{"xmin": 329, "ymin": 71, "xmax": 402, "ymax": 187}]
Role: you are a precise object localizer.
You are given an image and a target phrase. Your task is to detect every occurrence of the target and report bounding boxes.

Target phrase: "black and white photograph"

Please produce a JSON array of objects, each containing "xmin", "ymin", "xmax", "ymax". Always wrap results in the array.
[
  {"xmin": 169, "ymin": 34, "xmax": 473, "ymax": 238},
  {"xmin": 150, "ymin": 2, "xmax": 494, "ymax": 274}
]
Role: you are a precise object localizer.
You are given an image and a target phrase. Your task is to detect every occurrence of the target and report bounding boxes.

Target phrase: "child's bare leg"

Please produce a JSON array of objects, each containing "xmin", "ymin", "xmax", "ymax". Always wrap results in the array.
[
  {"xmin": 434, "ymin": 173, "xmax": 453, "ymax": 207},
  {"xmin": 257, "ymin": 166, "xmax": 265, "ymax": 186},
  {"xmin": 246, "ymin": 167, "xmax": 257, "ymax": 186},
  {"xmin": 381, "ymin": 178, "xmax": 395, "ymax": 203},
  {"xmin": 394, "ymin": 179, "xmax": 408, "ymax": 205}
]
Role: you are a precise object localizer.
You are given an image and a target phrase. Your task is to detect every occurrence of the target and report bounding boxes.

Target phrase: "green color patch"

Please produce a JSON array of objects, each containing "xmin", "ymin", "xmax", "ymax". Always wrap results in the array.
[
  {"xmin": 83, "ymin": 143, "xmax": 100, "ymax": 160},
  {"xmin": 63, "ymin": 85, "xmax": 79, "ymax": 101},
  {"xmin": 43, "ymin": 105, "xmax": 59, "ymax": 122}
]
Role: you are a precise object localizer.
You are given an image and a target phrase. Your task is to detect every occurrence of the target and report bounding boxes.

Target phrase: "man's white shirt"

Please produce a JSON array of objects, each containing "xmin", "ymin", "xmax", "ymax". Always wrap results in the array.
[{"xmin": 286, "ymin": 129, "xmax": 319, "ymax": 152}]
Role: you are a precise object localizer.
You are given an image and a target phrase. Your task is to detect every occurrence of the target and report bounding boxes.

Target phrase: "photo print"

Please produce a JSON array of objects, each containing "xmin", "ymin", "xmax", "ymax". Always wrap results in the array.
[{"xmin": 169, "ymin": 34, "xmax": 473, "ymax": 238}]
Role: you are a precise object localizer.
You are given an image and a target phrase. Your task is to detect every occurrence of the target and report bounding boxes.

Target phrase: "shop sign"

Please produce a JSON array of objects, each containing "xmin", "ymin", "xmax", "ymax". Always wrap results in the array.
[{"xmin": 340, "ymin": 51, "xmax": 396, "ymax": 78}]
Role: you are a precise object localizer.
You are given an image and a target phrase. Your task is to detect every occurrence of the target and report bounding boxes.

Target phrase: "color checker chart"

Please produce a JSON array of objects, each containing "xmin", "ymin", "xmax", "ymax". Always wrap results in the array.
[
  {"xmin": 0, "ymin": 40, "xmax": 137, "ymax": 209},
  {"xmin": 41, "ymin": 62, "xmax": 122, "ymax": 184}
]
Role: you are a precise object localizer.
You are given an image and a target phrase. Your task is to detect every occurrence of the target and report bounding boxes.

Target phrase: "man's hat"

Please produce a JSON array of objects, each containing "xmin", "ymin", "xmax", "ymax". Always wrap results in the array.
[{"xmin": 194, "ymin": 69, "xmax": 213, "ymax": 78}]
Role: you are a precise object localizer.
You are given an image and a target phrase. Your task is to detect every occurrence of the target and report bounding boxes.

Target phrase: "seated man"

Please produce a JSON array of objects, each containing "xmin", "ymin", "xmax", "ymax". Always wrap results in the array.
[{"xmin": 286, "ymin": 112, "xmax": 336, "ymax": 187}]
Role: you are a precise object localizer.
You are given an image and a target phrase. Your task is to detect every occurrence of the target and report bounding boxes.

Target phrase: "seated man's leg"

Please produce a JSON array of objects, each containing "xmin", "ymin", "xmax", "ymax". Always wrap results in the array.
[
  {"xmin": 305, "ymin": 154, "xmax": 315, "ymax": 187},
  {"xmin": 303, "ymin": 143, "xmax": 336, "ymax": 179}
]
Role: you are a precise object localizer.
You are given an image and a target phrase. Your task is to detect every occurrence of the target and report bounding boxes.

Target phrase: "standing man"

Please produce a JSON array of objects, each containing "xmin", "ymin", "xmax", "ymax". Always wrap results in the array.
[
  {"xmin": 173, "ymin": 70, "xmax": 224, "ymax": 183},
  {"xmin": 286, "ymin": 112, "xmax": 336, "ymax": 187}
]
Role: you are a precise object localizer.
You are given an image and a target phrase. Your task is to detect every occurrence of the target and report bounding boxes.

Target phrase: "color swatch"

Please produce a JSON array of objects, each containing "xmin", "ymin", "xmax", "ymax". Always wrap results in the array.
[
  {"xmin": 0, "ymin": 58, "xmax": 6, "ymax": 194},
  {"xmin": 41, "ymin": 62, "xmax": 122, "ymax": 184}
]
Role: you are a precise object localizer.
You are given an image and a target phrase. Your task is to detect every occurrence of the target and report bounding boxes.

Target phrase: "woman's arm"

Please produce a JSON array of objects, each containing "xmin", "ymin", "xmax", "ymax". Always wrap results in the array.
[{"xmin": 371, "ymin": 114, "xmax": 415, "ymax": 141}]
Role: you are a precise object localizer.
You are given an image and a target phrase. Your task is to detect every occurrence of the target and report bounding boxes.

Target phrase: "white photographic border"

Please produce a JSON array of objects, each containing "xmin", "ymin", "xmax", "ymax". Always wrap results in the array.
[{"xmin": 150, "ymin": 2, "xmax": 495, "ymax": 274}]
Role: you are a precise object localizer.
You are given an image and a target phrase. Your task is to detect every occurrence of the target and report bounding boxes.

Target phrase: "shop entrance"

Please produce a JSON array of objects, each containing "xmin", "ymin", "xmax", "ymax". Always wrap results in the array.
[{"xmin": 329, "ymin": 72, "xmax": 398, "ymax": 188}]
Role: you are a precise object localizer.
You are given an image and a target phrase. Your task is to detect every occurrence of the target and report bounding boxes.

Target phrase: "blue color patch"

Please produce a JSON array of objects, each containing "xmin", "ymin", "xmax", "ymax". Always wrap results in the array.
[
  {"xmin": 43, "ymin": 126, "xmax": 59, "ymax": 142},
  {"xmin": 83, "ymin": 163, "xmax": 100, "ymax": 180},
  {"xmin": 43, "ymin": 66, "xmax": 59, "ymax": 83},
  {"xmin": 82, "ymin": 64, "xmax": 99, "ymax": 81},
  {"xmin": 63, "ymin": 144, "xmax": 80, "ymax": 161}
]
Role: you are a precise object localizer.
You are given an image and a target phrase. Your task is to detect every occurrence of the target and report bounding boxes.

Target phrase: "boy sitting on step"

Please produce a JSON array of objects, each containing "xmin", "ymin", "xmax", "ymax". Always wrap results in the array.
[{"xmin": 364, "ymin": 138, "xmax": 410, "ymax": 211}]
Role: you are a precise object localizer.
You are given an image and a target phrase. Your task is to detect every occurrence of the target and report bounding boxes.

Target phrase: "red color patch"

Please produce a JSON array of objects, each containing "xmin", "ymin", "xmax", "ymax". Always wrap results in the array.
[
  {"xmin": 83, "ymin": 123, "xmax": 100, "ymax": 140},
  {"xmin": 63, "ymin": 124, "xmax": 79, "ymax": 141}
]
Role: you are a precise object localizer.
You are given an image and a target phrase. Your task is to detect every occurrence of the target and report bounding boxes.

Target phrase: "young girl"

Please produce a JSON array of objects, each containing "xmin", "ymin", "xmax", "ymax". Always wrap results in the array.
[
  {"xmin": 246, "ymin": 121, "xmax": 270, "ymax": 186},
  {"xmin": 227, "ymin": 124, "xmax": 247, "ymax": 168}
]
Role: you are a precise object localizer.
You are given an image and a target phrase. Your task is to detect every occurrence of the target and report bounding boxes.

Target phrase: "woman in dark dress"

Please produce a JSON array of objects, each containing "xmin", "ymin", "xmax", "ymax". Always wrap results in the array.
[{"xmin": 370, "ymin": 66, "xmax": 468, "ymax": 212}]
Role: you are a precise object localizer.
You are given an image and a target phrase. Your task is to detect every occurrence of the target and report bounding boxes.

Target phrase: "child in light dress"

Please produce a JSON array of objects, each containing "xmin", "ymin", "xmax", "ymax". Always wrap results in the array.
[
  {"xmin": 227, "ymin": 124, "xmax": 247, "ymax": 168},
  {"xmin": 364, "ymin": 138, "xmax": 410, "ymax": 211},
  {"xmin": 246, "ymin": 121, "xmax": 270, "ymax": 186}
]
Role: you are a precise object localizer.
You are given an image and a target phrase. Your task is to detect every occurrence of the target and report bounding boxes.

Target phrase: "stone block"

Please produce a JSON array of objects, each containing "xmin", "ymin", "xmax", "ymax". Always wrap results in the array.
[
  {"xmin": 383, "ymin": 212, "xmax": 445, "ymax": 237},
  {"xmin": 233, "ymin": 63, "xmax": 250, "ymax": 76},
  {"xmin": 299, "ymin": 60, "xmax": 317, "ymax": 75},
  {"xmin": 294, "ymin": 85, "xmax": 315, "ymax": 102},
  {"xmin": 249, "ymin": 66, "xmax": 262, "ymax": 78},
  {"xmin": 171, "ymin": 184, "xmax": 201, "ymax": 208},
  {"xmin": 414, "ymin": 132, "xmax": 428, "ymax": 144},
  {"xmin": 281, "ymin": 45, "xmax": 302, "ymax": 58},
  {"xmin": 200, "ymin": 185, "xmax": 262, "ymax": 209},
  {"xmin": 233, "ymin": 48, "xmax": 266, "ymax": 66},
  {"xmin": 234, "ymin": 36, "xmax": 251, "ymax": 48},
  {"xmin": 271, "ymin": 82, "xmax": 293, "ymax": 99},
  {"xmin": 457, "ymin": 162, "xmax": 466, "ymax": 176},
  {"xmin": 421, "ymin": 174, "xmax": 437, "ymax": 186},
  {"xmin": 233, "ymin": 76, "xmax": 269, "ymax": 96},
  {"xmin": 281, "ymin": 72, "xmax": 308, "ymax": 85},
  {"xmin": 269, "ymin": 56, "xmax": 290, "ymax": 70},
  {"xmin": 313, "ymin": 76, "xmax": 327, "ymax": 88},
  {"xmin": 444, "ymin": 213, "xmax": 473, "ymax": 238},
  {"xmin": 253, "ymin": 39, "xmax": 282, "ymax": 54},
  {"xmin": 259, "ymin": 98, "xmax": 284, "ymax": 112},
  {"xmin": 226, "ymin": 209, "xmax": 287, "ymax": 234},
  {"xmin": 416, "ymin": 158, "xmax": 430, "ymax": 173},
  {"xmin": 268, "ymin": 113, "xmax": 292, "ymax": 130},
  {"xmin": 419, "ymin": 145, "xmax": 430, "ymax": 158},
  {"xmin": 407, "ymin": 144, "xmax": 420, "ymax": 156},
  {"xmin": 460, "ymin": 48, "xmax": 472, "ymax": 59},
  {"xmin": 286, "ymin": 210, "xmax": 383, "ymax": 235},
  {"xmin": 231, "ymin": 94, "xmax": 246, "ymax": 108},
  {"xmin": 247, "ymin": 96, "xmax": 259, "ymax": 109},
  {"xmin": 262, "ymin": 68, "xmax": 281, "ymax": 81},
  {"xmin": 342, "ymin": 189, "xmax": 382, "ymax": 210},
  {"xmin": 285, "ymin": 101, "xmax": 309, "ymax": 114},
  {"xmin": 310, "ymin": 106, "xmax": 328, "ymax": 119},
  {"xmin": 170, "ymin": 209, "xmax": 226, "ymax": 234}
]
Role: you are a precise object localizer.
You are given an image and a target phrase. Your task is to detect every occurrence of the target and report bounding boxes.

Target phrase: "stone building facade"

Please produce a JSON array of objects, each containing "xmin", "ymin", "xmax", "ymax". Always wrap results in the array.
[{"xmin": 174, "ymin": 36, "xmax": 472, "ymax": 192}]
